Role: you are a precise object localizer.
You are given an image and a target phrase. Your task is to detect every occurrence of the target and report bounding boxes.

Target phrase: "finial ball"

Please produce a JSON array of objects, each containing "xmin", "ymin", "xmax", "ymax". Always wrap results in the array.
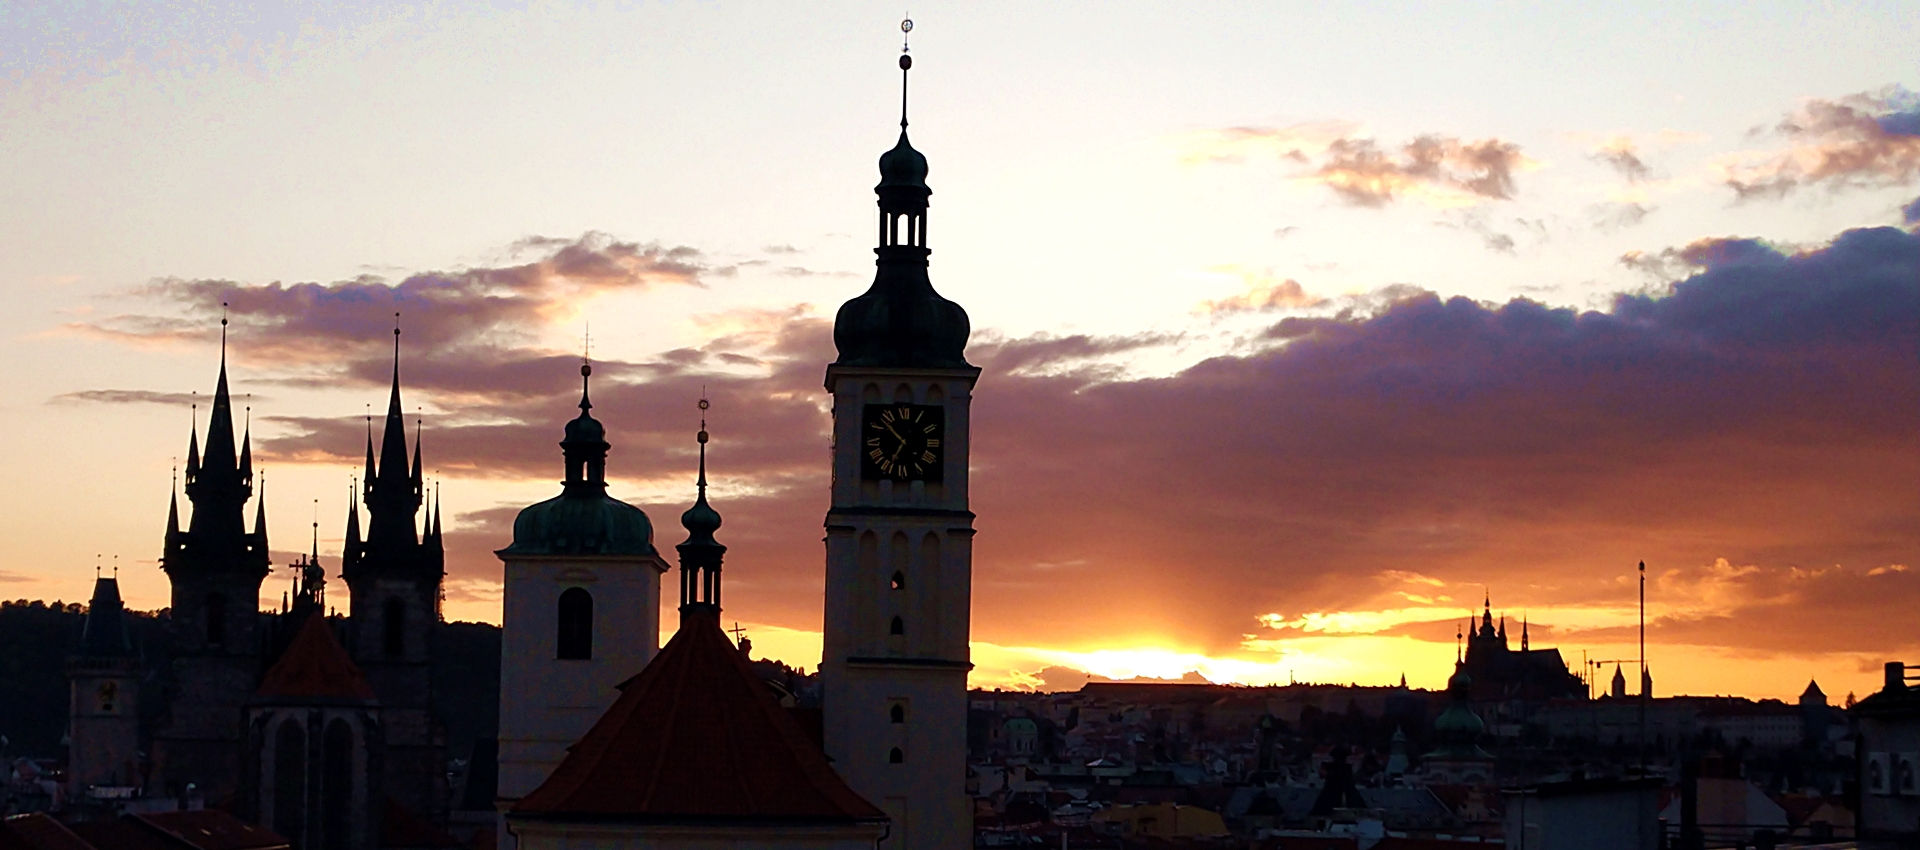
[
  {"xmin": 698, "ymin": 398, "xmax": 710, "ymax": 411},
  {"xmin": 901, "ymin": 18, "xmax": 912, "ymax": 33},
  {"xmin": 899, "ymin": 54, "xmax": 912, "ymax": 70},
  {"xmin": 581, "ymin": 363, "xmax": 592, "ymax": 378},
  {"xmin": 697, "ymin": 429, "xmax": 709, "ymax": 444}
]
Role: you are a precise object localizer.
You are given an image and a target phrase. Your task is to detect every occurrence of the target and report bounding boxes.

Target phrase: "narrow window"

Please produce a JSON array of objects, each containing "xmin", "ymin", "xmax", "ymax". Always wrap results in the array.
[
  {"xmin": 205, "ymin": 593, "xmax": 227, "ymax": 646},
  {"xmin": 557, "ymin": 587, "xmax": 593, "ymax": 660},
  {"xmin": 272, "ymin": 719, "xmax": 306, "ymax": 841},
  {"xmin": 890, "ymin": 571, "xmax": 905, "ymax": 591},
  {"xmin": 889, "ymin": 616, "xmax": 904, "ymax": 636},
  {"xmin": 889, "ymin": 747, "xmax": 905, "ymax": 764},
  {"xmin": 321, "ymin": 719, "xmax": 353, "ymax": 850},
  {"xmin": 383, "ymin": 598, "xmax": 405, "ymax": 658},
  {"xmin": 891, "ymin": 704, "xmax": 906, "ymax": 724}
]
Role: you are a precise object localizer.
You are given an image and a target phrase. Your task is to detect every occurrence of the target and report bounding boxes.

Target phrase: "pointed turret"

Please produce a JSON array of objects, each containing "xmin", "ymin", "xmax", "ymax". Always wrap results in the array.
[
  {"xmin": 410, "ymin": 420, "xmax": 424, "ymax": 490},
  {"xmin": 1521, "ymin": 616, "xmax": 1530, "ymax": 651},
  {"xmin": 186, "ymin": 420, "xmax": 201, "ymax": 481},
  {"xmin": 363, "ymin": 417, "xmax": 376, "ymax": 487},
  {"xmin": 168, "ymin": 315, "xmax": 267, "ymax": 579},
  {"xmin": 345, "ymin": 482, "xmax": 362, "ymax": 551},
  {"xmin": 238, "ymin": 412, "xmax": 254, "ymax": 484},
  {"xmin": 253, "ymin": 474, "xmax": 269, "ymax": 553},
  {"xmin": 361, "ymin": 320, "xmax": 425, "ymax": 562},
  {"xmin": 677, "ymin": 400, "xmax": 726, "ymax": 623},
  {"xmin": 164, "ymin": 474, "xmax": 182, "ymax": 557},
  {"xmin": 79, "ymin": 574, "xmax": 134, "ymax": 658}
]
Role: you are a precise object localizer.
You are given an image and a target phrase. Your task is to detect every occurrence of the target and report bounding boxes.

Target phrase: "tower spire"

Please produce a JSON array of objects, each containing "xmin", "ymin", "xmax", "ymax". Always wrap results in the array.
[{"xmin": 677, "ymin": 397, "xmax": 726, "ymax": 623}]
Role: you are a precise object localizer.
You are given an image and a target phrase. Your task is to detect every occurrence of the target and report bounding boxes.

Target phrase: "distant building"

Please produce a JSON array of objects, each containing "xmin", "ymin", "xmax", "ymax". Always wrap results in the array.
[
  {"xmin": 1854, "ymin": 661, "xmax": 1920, "ymax": 847},
  {"xmin": 1459, "ymin": 596, "xmax": 1585, "ymax": 705}
]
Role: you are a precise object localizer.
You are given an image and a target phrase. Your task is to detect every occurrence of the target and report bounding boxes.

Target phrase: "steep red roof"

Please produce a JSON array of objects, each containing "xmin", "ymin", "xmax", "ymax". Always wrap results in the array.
[
  {"xmin": 130, "ymin": 811, "xmax": 290, "ymax": 850},
  {"xmin": 512, "ymin": 608, "xmax": 884, "ymax": 823},
  {"xmin": 254, "ymin": 615, "xmax": 375, "ymax": 702},
  {"xmin": 0, "ymin": 815, "xmax": 92, "ymax": 850}
]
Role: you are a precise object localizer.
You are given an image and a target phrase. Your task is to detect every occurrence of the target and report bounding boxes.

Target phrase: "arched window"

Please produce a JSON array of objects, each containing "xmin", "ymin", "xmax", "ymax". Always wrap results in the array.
[
  {"xmin": 890, "ymin": 704, "xmax": 905, "ymax": 724},
  {"xmin": 889, "ymin": 616, "xmax": 904, "ymax": 636},
  {"xmin": 321, "ymin": 719, "xmax": 353, "ymax": 850},
  {"xmin": 272, "ymin": 719, "xmax": 305, "ymax": 841},
  {"xmin": 889, "ymin": 747, "xmax": 905, "ymax": 764},
  {"xmin": 382, "ymin": 598, "xmax": 405, "ymax": 658},
  {"xmin": 890, "ymin": 571, "xmax": 905, "ymax": 591},
  {"xmin": 204, "ymin": 592, "xmax": 227, "ymax": 646},
  {"xmin": 557, "ymin": 588, "xmax": 593, "ymax": 660}
]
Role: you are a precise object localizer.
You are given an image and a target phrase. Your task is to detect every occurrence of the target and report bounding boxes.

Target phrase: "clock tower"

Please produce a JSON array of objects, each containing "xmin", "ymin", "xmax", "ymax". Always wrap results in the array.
[{"xmin": 820, "ymin": 23, "xmax": 976, "ymax": 850}]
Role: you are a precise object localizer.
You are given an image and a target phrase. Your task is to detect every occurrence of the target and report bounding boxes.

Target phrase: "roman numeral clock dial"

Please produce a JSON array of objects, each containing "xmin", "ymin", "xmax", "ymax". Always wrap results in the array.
[{"xmin": 860, "ymin": 403, "xmax": 945, "ymax": 482}]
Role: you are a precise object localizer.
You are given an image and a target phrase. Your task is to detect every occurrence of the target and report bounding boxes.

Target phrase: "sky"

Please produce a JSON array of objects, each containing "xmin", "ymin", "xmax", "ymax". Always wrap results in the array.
[{"xmin": 2, "ymin": 1, "xmax": 1917, "ymax": 702}]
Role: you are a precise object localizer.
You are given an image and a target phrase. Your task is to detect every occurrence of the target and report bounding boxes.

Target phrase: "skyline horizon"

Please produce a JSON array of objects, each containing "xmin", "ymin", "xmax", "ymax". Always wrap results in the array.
[{"xmin": 4, "ymin": 4, "xmax": 1915, "ymax": 705}]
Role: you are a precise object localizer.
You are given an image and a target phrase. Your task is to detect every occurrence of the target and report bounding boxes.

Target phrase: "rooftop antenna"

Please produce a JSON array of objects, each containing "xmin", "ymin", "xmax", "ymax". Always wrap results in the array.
[{"xmin": 112, "ymin": 555, "xmax": 118, "ymax": 578}]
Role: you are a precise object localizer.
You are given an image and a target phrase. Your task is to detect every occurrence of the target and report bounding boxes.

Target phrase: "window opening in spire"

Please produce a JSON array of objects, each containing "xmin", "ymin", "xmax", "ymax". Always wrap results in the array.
[
  {"xmin": 889, "ymin": 615, "xmax": 904, "ymax": 636},
  {"xmin": 557, "ymin": 587, "xmax": 593, "ymax": 660},
  {"xmin": 383, "ymin": 597, "xmax": 405, "ymax": 658},
  {"xmin": 890, "ymin": 703, "xmax": 906, "ymax": 724},
  {"xmin": 205, "ymin": 592, "xmax": 227, "ymax": 646},
  {"xmin": 889, "ymin": 747, "xmax": 905, "ymax": 764}
]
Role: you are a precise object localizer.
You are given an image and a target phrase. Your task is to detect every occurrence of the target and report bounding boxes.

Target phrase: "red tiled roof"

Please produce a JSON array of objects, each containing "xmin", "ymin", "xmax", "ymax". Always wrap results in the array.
[
  {"xmin": 132, "ymin": 811, "xmax": 291, "ymax": 850},
  {"xmin": 254, "ymin": 615, "xmax": 375, "ymax": 702},
  {"xmin": 0, "ymin": 815, "xmax": 93, "ymax": 850},
  {"xmin": 512, "ymin": 608, "xmax": 885, "ymax": 823}
]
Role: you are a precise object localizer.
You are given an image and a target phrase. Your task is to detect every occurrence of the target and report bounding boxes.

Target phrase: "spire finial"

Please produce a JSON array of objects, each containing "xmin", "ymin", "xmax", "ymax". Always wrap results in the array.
[
  {"xmin": 696, "ymin": 395, "xmax": 711, "ymax": 490},
  {"xmin": 219, "ymin": 301, "xmax": 229, "ymax": 362},
  {"xmin": 898, "ymin": 16, "xmax": 914, "ymax": 129}
]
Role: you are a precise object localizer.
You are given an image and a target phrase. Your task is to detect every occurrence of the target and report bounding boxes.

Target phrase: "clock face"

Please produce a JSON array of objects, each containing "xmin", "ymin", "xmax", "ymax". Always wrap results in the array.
[{"xmin": 861, "ymin": 403, "xmax": 945, "ymax": 481}]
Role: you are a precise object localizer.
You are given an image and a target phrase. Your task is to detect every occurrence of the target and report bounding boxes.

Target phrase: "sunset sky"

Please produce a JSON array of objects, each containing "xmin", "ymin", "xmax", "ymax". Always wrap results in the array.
[{"xmin": 3, "ymin": 2, "xmax": 1917, "ymax": 702}]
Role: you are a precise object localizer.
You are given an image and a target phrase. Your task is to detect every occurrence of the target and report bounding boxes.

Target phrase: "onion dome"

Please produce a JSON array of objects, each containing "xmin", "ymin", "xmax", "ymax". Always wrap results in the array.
[
  {"xmin": 830, "ymin": 41, "xmax": 972, "ymax": 370},
  {"xmin": 564, "ymin": 363, "xmax": 606, "ymax": 446},
  {"xmin": 500, "ymin": 362, "xmax": 657, "ymax": 558},
  {"xmin": 680, "ymin": 426, "xmax": 722, "ymax": 546}
]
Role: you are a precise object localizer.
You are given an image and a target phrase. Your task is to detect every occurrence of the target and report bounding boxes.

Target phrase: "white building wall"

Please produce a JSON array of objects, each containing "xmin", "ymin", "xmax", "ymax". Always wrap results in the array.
[{"xmin": 497, "ymin": 555, "xmax": 666, "ymax": 807}]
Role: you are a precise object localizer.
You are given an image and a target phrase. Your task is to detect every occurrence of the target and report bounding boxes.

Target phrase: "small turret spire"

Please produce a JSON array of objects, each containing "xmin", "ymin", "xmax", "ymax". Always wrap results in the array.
[
  {"xmin": 253, "ymin": 472, "xmax": 268, "ymax": 551},
  {"xmin": 239, "ymin": 405, "xmax": 253, "ymax": 483},
  {"xmin": 164, "ymin": 466, "xmax": 181, "ymax": 556},
  {"xmin": 677, "ymin": 396, "xmax": 726, "ymax": 622},
  {"xmin": 345, "ymin": 478, "xmax": 361, "ymax": 549},
  {"xmin": 186, "ymin": 404, "xmax": 201, "ymax": 479}
]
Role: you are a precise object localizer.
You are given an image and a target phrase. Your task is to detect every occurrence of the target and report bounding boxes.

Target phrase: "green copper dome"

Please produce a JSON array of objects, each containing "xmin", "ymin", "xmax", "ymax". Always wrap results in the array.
[
  {"xmin": 499, "ymin": 363, "xmax": 657, "ymax": 558},
  {"xmin": 503, "ymin": 491, "xmax": 656, "ymax": 557}
]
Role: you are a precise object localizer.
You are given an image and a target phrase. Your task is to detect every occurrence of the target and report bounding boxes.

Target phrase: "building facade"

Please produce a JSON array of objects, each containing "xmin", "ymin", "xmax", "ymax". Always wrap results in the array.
[{"xmin": 819, "ymin": 44, "xmax": 978, "ymax": 850}]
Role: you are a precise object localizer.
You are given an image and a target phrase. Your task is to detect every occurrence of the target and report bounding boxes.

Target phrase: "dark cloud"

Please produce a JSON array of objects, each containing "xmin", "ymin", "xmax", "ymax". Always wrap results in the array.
[
  {"xmin": 78, "ymin": 233, "xmax": 719, "ymax": 373},
  {"xmin": 50, "ymin": 389, "xmax": 223, "ymax": 406},
  {"xmin": 955, "ymin": 226, "xmax": 1919, "ymax": 653},
  {"xmin": 1725, "ymin": 86, "xmax": 1920, "ymax": 201},
  {"xmin": 1616, "ymin": 236, "xmax": 1777, "ymax": 281}
]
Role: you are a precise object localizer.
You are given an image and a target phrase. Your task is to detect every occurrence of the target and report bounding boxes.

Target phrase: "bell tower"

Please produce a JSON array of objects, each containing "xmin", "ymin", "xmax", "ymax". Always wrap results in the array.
[{"xmin": 820, "ymin": 20, "xmax": 976, "ymax": 850}]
